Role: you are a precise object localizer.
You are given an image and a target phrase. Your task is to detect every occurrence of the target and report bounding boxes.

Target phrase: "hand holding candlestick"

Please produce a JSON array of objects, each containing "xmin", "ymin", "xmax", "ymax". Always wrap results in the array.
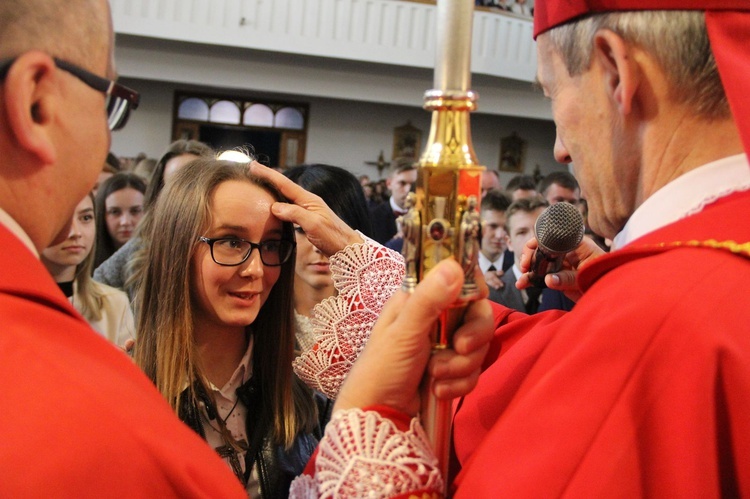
[{"xmin": 403, "ymin": 189, "xmax": 483, "ymax": 489}]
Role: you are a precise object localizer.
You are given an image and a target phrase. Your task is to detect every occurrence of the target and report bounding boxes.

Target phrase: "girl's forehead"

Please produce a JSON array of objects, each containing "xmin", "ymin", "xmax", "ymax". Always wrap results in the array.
[
  {"xmin": 107, "ymin": 187, "xmax": 143, "ymax": 199},
  {"xmin": 78, "ymin": 197, "xmax": 94, "ymax": 210},
  {"xmin": 206, "ymin": 180, "xmax": 282, "ymax": 234},
  {"xmin": 210, "ymin": 180, "xmax": 275, "ymax": 206}
]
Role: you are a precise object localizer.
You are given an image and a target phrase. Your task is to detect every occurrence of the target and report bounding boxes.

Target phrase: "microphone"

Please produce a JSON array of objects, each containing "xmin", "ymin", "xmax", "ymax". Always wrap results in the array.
[{"xmin": 528, "ymin": 202, "xmax": 585, "ymax": 288}]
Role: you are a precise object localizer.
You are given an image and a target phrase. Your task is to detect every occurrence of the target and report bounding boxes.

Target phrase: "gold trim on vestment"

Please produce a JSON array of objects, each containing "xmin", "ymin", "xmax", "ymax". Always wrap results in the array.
[{"xmin": 654, "ymin": 239, "xmax": 750, "ymax": 258}]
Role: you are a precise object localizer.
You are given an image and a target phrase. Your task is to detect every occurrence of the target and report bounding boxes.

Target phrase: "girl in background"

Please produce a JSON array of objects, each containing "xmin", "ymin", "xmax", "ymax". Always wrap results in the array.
[
  {"xmin": 134, "ymin": 159, "xmax": 325, "ymax": 497},
  {"xmin": 143, "ymin": 139, "xmax": 214, "ymax": 211},
  {"xmin": 42, "ymin": 193, "xmax": 135, "ymax": 348},
  {"xmin": 93, "ymin": 172, "xmax": 146, "ymax": 269},
  {"xmin": 93, "ymin": 140, "xmax": 213, "ymax": 296},
  {"xmin": 283, "ymin": 164, "xmax": 372, "ymax": 351}
]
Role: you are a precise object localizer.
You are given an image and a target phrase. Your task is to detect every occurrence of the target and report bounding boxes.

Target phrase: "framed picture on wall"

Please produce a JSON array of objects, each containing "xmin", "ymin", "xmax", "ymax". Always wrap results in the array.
[
  {"xmin": 392, "ymin": 121, "xmax": 422, "ymax": 162},
  {"xmin": 499, "ymin": 131, "xmax": 527, "ymax": 172}
]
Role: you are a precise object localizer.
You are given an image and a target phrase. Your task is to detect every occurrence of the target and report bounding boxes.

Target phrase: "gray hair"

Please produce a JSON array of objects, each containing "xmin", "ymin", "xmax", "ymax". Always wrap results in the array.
[{"xmin": 547, "ymin": 11, "xmax": 729, "ymax": 120}]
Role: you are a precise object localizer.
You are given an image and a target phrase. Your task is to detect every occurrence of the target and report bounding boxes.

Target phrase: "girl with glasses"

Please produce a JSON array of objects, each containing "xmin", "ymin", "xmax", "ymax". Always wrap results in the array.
[{"xmin": 134, "ymin": 159, "xmax": 326, "ymax": 497}]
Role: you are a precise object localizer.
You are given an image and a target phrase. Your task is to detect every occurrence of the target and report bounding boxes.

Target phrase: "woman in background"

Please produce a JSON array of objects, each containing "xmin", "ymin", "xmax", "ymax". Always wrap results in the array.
[
  {"xmin": 92, "ymin": 152, "xmax": 120, "ymax": 196},
  {"xmin": 93, "ymin": 139, "xmax": 213, "ymax": 296},
  {"xmin": 93, "ymin": 172, "xmax": 146, "ymax": 269},
  {"xmin": 132, "ymin": 156, "xmax": 157, "ymax": 184},
  {"xmin": 42, "ymin": 193, "xmax": 135, "ymax": 348},
  {"xmin": 142, "ymin": 139, "xmax": 215, "ymax": 213},
  {"xmin": 134, "ymin": 159, "xmax": 325, "ymax": 497},
  {"xmin": 284, "ymin": 164, "xmax": 373, "ymax": 351}
]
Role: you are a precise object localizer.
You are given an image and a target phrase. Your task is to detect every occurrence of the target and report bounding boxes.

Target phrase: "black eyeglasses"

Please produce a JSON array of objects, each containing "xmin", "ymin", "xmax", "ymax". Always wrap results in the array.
[
  {"xmin": 198, "ymin": 236, "xmax": 295, "ymax": 267},
  {"xmin": 0, "ymin": 56, "xmax": 139, "ymax": 131}
]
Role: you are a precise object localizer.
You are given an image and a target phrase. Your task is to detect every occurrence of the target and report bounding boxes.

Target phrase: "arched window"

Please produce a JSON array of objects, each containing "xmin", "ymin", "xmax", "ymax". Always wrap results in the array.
[
  {"xmin": 173, "ymin": 91, "xmax": 308, "ymax": 169},
  {"xmin": 275, "ymin": 106, "xmax": 305, "ymax": 130},
  {"xmin": 209, "ymin": 100, "xmax": 241, "ymax": 124},
  {"xmin": 177, "ymin": 98, "xmax": 209, "ymax": 120},
  {"xmin": 244, "ymin": 104, "xmax": 274, "ymax": 127}
]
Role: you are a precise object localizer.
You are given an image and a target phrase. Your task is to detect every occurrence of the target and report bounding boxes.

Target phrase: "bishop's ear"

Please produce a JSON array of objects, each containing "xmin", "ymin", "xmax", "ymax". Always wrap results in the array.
[
  {"xmin": 593, "ymin": 29, "xmax": 638, "ymax": 117},
  {"xmin": 2, "ymin": 51, "xmax": 57, "ymax": 165}
]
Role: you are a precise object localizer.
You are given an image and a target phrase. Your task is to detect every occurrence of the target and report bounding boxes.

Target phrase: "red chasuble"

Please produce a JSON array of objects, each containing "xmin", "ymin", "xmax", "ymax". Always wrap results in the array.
[
  {"xmin": 451, "ymin": 190, "xmax": 750, "ymax": 497},
  {"xmin": 0, "ymin": 225, "xmax": 245, "ymax": 497}
]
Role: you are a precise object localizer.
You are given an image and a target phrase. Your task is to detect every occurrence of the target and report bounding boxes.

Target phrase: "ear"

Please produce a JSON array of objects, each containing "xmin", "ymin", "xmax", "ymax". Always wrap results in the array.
[
  {"xmin": 3, "ymin": 51, "xmax": 58, "ymax": 165},
  {"xmin": 592, "ymin": 30, "xmax": 638, "ymax": 117}
]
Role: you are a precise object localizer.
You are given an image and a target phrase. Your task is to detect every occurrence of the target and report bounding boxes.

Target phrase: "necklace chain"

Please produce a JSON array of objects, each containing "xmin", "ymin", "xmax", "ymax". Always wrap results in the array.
[
  {"xmin": 200, "ymin": 366, "xmax": 249, "ymax": 485},
  {"xmin": 202, "ymin": 396, "xmax": 248, "ymax": 486}
]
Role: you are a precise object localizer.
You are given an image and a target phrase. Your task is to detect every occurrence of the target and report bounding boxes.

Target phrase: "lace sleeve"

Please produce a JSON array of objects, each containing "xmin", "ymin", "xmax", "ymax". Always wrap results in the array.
[
  {"xmin": 293, "ymin": 234, "xmax": 405, "ymax": 398},
  {"xmin": 289, "ymin": 408, "xmax": 442, "ymax": 499}
]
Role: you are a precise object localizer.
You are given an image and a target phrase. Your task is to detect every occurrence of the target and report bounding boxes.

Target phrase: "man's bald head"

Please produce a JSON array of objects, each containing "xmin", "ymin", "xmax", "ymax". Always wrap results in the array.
[
  {"xmin": 0, "ymin": 0, "xmax": 110, "ymax": 68},
  {"xmin": 0, "ymin": 0, "xmax": 114, "ymax": 251}
]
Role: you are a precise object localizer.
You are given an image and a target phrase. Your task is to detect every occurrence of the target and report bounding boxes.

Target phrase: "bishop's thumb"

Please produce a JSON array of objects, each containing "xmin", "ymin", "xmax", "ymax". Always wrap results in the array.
[{"xmin": 397, "ymin": 259, "xmax": 464, "ymax": 327}]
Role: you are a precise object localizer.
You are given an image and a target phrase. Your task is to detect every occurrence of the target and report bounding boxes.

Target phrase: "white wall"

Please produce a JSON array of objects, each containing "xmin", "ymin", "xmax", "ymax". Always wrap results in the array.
[
  {"xmin": 111, "ymin": 0, "xmax": 538, "ymax": 83},
  {"xmin": 111, "ymin": 77, "xmax": 564, "ymax": 187},
  {"xmin": 114, "ymin": 33, "xmax": 553, "ymax": 121}
]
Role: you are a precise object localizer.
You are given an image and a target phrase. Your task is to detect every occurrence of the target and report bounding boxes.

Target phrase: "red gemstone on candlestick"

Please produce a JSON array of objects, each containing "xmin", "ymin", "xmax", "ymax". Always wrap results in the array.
[{"xmin": 429, "ymin": 221, "xmax": 446, "ymax": 240}]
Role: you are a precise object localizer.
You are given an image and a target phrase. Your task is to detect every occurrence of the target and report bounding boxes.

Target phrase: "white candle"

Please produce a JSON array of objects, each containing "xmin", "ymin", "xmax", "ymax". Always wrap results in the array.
[{"xmin": 434, "ymin": 0, "xmax": 474, "ymax": 92}]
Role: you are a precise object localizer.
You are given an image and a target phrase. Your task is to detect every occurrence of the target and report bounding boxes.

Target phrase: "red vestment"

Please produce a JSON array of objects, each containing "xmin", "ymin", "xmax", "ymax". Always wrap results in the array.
[
  {"xmin": 451, "ymin": 190, "xmax": 750, "ymax": 496},
  {"xmin": 0, "ymin": 226, "xmax": 244, "ymax": 497}
]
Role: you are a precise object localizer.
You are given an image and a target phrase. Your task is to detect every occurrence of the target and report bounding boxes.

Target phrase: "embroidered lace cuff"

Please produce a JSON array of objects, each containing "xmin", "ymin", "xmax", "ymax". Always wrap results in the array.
[
  {"xmin": 289, "ymin": 408, "xmax": 442, "ymax": 498},
  {"xmin": 293, "ymin": 233, "xmax": 404, "ymax": 398}
]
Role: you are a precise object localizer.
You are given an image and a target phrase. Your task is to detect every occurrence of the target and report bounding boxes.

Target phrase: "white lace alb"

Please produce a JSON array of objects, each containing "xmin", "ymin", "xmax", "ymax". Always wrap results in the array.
[
  {"xmin": 289, "ymin": 236, "xmax": 445, "ymax": 498},
  {"xmin": 292, "ymin": 235, "xmax": 404, "ymax": 398},
  {"xmin": 294, "ymin": 310, "xmax": 317, "ymax": 354},
  {"xmin": 288, "ymin": 409, "xmax": 442, "ymax": 499}
]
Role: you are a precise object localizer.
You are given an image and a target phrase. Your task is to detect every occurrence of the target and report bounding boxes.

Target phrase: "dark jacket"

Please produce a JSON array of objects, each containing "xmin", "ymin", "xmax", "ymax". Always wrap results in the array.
[
  {"xmin": 370, "ymin": 201, "xmax": 398, "ymax": 244},
  {"xmin": 538, "ymin": 287, "xmax": 576, "ymax": 312},
  {"xmin": 500, "ymin": 249, "xmax": 514, "ymax": 272},
  {"xmin": 180, "ymin": 377, "xmax": 331, "ymax": 498},
  {"xmin": 488, "ymin": 268, "xmax": 525, "ymax": 312}
]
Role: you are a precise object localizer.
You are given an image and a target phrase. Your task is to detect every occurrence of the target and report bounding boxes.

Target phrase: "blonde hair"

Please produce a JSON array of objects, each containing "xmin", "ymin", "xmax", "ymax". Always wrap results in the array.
[
  {"xmin": 134, "ymin": 159, "xmax": 316, "ymax": 447},
  {"xmin": 70, "ymin": 192, "xmax": 107, "ymax": 322},
  {"xmin": 123, "ymin": 141, "xmax": 215, "ymax": 297},
  {"xmin": 547, "ymin": 10, "xmax": 729, "ymax": 120}
]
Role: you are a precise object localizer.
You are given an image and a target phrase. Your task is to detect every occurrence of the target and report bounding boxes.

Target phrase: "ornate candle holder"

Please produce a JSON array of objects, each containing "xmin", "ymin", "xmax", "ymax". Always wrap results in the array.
[{"xmin": 399, "ymin": 1, "xmax": 486, "ymax": 488}]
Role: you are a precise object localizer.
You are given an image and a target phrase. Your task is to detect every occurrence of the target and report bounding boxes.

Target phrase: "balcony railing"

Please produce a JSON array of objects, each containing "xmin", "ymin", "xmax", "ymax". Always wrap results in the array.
[{"xmin": 111, "ymin": 0, "xmax": 536, "ymax": 83}]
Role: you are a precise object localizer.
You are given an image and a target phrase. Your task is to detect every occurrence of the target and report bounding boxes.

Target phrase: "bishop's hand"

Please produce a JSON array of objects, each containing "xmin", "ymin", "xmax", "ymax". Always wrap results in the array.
[
  {"xmin": 249, "ymin": 161, "xmax": 364, "ymax": 256},
  {"xmin": 333, "ymin": 259, "xmax": 494, "ymax": 417}
]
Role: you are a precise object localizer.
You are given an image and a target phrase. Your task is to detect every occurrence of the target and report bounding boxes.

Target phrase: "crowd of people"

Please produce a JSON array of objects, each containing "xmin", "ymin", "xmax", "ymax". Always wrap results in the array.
[
  {"xmin": 76, "ymin": 132, "xmax": 593, "ymax": 347},
  {"xmin": 475, "ymin": 0, "xmax": 534, "ymax": 17},
  {"xmin": 365, "ymin": 162, "xmax": 596, "ymax": 317},
  {"xmin": 1, "ymin": 0, "xmax": 748, "ymax": 497}
]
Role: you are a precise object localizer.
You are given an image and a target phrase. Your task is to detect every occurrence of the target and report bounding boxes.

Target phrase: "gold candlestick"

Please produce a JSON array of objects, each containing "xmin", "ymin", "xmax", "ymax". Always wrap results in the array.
[{"xmin": 399, "ymin": 0, "xmax": 485, "ymax": 491}]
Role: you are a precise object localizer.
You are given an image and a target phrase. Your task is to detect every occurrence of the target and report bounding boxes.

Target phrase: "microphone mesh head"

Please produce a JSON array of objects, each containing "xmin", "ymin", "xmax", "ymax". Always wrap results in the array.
[{"xmin": 534, "ymin": 202, "xmax": 585, "ymax": 254}]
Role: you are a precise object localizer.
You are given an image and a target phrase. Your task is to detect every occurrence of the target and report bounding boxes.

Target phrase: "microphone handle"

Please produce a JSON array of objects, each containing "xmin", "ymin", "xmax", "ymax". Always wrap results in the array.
[{"xmin": 528, "ymin": 247, "xmax": 565, "ymax": 288}]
